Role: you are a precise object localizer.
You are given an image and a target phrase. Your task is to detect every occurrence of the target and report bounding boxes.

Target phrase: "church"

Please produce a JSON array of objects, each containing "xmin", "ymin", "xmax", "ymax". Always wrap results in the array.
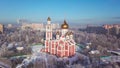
[{"xmin": 42, "ymin": 17, "xmax": 76, "ymax": 57}]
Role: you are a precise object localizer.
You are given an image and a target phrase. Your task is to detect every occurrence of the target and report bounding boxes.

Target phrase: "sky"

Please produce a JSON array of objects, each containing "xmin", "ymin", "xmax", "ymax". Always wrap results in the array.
[{"xmin": 0, "ymin": 0, "xmax": 120, "ymax": 24}]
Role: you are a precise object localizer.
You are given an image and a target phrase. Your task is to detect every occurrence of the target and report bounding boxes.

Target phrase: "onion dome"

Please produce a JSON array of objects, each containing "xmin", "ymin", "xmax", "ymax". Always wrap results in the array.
[
  {"xmin": 47, "ymin": 17, "xmax": 51, "ymax": 21},
  {"xmin": 61, "ymin": 20, "xmax": 69, "ymax": 29},
  {"xmin": 56, "ymin": 31, "xmax": 60, "ymax": 35},
  {"xmin": 65, "ymin": 32, "xmax": 69, "ymax": 36},
  {"xmin": 69, "ymin": 31, "xmax": 73, "ymax": 35}
]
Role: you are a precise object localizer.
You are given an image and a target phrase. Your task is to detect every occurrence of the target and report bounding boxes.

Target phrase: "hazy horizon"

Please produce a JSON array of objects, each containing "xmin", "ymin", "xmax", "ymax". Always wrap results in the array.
[{"xmin": 0, "ymin": 0, "xmax": 120, "ymax": 24}]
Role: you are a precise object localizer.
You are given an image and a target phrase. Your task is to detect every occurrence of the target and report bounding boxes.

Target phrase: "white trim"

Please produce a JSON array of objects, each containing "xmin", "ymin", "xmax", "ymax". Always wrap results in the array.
[
  {"xmin": 54, "ymin": 42, "xmax": 56, "ymax": 54},
  {"xmin": 48, "ymin": 41, "xmax": 50, "ymax": 52},
  {"xmin": 50, "ymin": 30, "xmax": 52, "ymax": 40},
  {"xmin": 68, "ymin": 44, "xmax": 70, "ymax": 56},
  {"xmin": 46, "ymin": 25, "xmax": 47, "ymax": 40},
  {"xmin": 50, "ymin": 40, "xmax": 52, "ymax": 53},
  {"xmin": 50, "ymin": 40, "xmax": 52, "ymax": 54},
  {"xmin": 74, "ymin": 45, "xmax": 75, "ymax": 54},
  {"xmin": 63, "ymin": 41, "xmax": 65, "ymax": 56},
  {"xmin": 57, "ymin": 46, "xmax": 60, "ymax": 56},
  {"xmin": 51, "ymin": 40, "xmax": 54, "ymax": 54}
]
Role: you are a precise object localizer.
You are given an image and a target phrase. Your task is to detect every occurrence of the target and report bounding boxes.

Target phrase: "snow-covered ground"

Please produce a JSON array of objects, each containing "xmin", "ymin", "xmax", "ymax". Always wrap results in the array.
[
  {"xmin": 31, "ymin": 44, "xmax": 44, "ymax": 53},
  {"xmin": 16, "ymin": 45, "xmax": 90, "ymax": 68}
]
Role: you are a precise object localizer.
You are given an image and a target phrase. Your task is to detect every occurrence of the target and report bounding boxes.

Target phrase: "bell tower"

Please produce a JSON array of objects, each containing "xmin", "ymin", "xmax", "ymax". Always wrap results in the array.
[{"xmin": 46, "ymin": 17, "xmax": 52, "ymax": 40}]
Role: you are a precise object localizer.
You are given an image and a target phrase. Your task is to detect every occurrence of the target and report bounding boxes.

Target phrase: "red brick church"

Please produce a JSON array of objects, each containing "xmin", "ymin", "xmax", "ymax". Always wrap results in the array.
[{"xmin": 43, "ymin": 17, "xmax": 76, "ymax": 57}]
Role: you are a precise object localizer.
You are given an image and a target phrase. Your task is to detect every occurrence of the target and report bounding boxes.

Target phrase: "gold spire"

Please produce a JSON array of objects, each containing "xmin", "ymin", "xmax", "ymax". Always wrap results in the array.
[
  {"xmin": 61, "ymin": 20, "xmax": 69, "ymax": 29},
  {"xmin": 47, "ymin": 17, "xmax": 51, "ymax": 21}
]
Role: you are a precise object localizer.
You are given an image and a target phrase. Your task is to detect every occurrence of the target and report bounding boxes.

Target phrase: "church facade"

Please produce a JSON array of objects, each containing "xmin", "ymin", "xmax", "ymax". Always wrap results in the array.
[{"xmin": 43, "ymin": 17, "xmax": 76, "ymax": 57}]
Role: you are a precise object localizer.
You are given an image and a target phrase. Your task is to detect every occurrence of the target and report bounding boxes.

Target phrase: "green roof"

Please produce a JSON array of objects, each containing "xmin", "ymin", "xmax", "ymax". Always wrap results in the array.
[{"xmin": 100, "ymin": 56, "xmax": 110, "ymax": 58}]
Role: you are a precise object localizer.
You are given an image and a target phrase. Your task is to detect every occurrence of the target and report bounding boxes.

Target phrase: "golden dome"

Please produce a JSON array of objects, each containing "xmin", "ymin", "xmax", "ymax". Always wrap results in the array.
[
  {"xmin": 65, "ymin": 31, "xmax": 73, "ymax": 36},
  {"xmin": 61, "ymin": 20, "xmax": 69, "ymax": 29},
  {"xmin": 47, "ymin": 17, "xmax": 51, "ymax": 21}
]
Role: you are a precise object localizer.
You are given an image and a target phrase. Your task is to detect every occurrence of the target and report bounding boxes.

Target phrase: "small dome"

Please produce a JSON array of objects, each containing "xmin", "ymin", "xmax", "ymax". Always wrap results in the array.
[
  {"xmin": 61, "ymin": 20, "xmax": 69, "ymax": 29},
  {"xmin": 69, "ymin": 31, "xmax": 73, "ymax": 35},
  {"xmin": 47, "ymin": 17, "xmax": 51, "ymax": 21},
  {"xmin": 56, "ymin": 31, "xmax": 60, "ymax": 35},
  {"xmin": 65, "ymin": 32, "xmax": 69, "ymax": 36}
]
